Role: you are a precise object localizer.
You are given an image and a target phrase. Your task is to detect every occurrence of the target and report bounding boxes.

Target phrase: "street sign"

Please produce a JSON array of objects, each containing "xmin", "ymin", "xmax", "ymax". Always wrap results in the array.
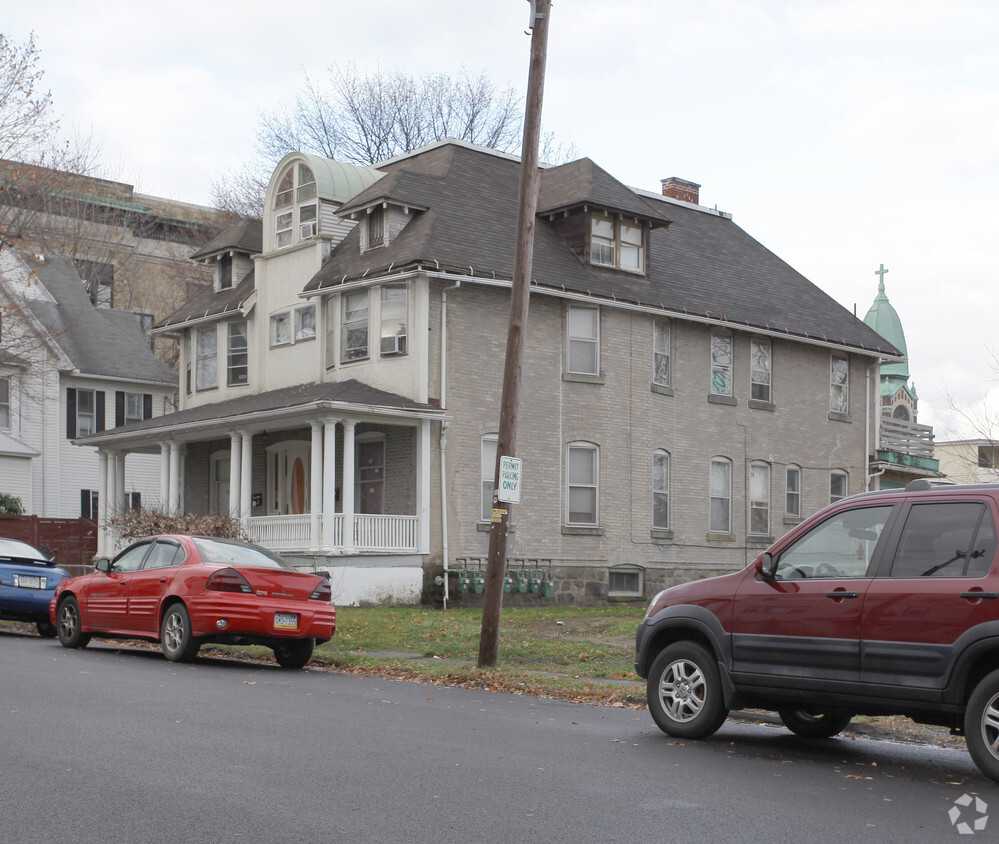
[{"xmin": 497, "ymin": 456, "xmax": 523, "ymax": 504}]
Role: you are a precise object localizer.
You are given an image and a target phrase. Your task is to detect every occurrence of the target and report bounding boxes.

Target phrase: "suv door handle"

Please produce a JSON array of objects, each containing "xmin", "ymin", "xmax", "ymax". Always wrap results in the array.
[
  {"xmin": 826, "ymin": 591, "xmax": 859, "ymax": 599},
  {"xmin": 960, "ymin": 591, "xmax": 998, "ymax": 600}
]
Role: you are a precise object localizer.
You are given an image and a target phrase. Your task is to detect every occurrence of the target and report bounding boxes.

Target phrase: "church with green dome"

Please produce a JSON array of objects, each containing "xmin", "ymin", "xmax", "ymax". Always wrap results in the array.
[{"xmin": 863, "ymin": 265, "xmax": 941, "ymax": 487}]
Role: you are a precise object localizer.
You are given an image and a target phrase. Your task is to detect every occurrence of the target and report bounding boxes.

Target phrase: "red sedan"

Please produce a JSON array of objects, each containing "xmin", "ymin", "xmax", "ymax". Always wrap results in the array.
[{"xmin": 50, "ymin": 535, "xmax": 335, "ymax": 669}]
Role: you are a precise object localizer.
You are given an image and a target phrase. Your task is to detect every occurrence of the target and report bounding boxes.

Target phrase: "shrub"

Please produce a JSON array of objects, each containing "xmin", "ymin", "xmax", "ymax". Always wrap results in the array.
[
  {"xmin": 0, "ymin": 493, "xmax": 24, "ymax": 515},
  {"xmin": 107, "ymin": 508, "xmax": 247, "ymax": 542}
]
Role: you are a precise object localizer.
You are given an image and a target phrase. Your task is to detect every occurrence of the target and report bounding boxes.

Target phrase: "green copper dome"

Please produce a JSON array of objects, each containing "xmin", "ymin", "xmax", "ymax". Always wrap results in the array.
[{"xmin": 864, "ymin": 274, "xmax": 909, "ymax": 380}]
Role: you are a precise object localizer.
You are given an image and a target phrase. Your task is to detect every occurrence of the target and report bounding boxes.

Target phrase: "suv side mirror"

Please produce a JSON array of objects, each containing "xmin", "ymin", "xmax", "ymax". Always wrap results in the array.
[
  {"xmin": 756, "ymin": 552, "xmax": 777, "ymax": 581},
  {"xmin": 94, "ymin": 556, "xmax": 111, "ymax": 574}
]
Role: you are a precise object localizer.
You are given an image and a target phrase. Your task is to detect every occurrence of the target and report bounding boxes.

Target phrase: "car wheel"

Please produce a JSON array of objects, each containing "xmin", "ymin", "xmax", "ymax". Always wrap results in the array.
[
  {"xmin": 778, "ymin": 708, "xmax": 854, "ymax": 738},
  {"xmin": 161, "ymin": 604, "xmax": 201, "ymax": 663},
  {"xmin": 56, "ymin": 596, "xmax": 91, "ymax": 649},
  {"xmin": 965, "ymin": 668, "xmax": 999, "ymax": 782},
  {"xmin": 36, "ymin": 619, "xmax": 57, "ymax": 638},
  {"xmin": 273, "ymin": 637, "xmax": 315, "ymax": 669},
  {"xmin": 647, "ymin": 642, "xmax": 728, "ymax": 739}
]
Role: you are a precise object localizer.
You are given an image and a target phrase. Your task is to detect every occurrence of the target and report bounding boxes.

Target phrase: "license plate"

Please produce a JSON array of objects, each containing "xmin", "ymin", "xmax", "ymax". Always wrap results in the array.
[
  {"xmin": 274, "ymin": 612, "xmax": 298, "ymax": 630},
  {"xmin": 15, "ymin": 575, "xmax": 42, "ymax": 589}
]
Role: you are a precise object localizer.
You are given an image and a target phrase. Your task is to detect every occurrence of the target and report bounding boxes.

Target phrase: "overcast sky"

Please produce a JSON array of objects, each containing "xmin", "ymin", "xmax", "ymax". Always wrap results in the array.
[{"xmin": 6, "ymin": 1, "xmax": 998, "ymax": 438}]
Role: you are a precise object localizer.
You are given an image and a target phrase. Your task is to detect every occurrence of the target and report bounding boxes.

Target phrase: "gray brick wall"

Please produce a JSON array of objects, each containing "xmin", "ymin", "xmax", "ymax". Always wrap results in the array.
[{"xmin": 434, "ymin": 279, "xmax": 873, "ymax": 604}]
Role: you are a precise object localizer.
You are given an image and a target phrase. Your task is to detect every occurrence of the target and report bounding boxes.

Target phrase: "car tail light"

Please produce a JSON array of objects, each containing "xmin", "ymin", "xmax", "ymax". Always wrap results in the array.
[
  {"xmin": 309, "ymin": 578, "xmax": 332, "ymax": 602},
  {"xmin": 206, "ymin": 568, "xmax": 253, "ymax": 594}
]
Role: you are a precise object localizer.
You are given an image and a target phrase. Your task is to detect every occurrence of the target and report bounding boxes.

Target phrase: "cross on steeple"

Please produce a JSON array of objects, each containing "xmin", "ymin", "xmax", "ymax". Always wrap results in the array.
[{"xmin": 875, "ymin": 263, "xmax": 889, "ymax": 293}]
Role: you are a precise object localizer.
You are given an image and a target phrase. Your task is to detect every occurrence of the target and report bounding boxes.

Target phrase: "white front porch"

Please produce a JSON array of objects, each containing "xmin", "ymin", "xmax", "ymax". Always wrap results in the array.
[{"xmin": 246, "ymin": 513, "xmax": 419, "ymax": 554}]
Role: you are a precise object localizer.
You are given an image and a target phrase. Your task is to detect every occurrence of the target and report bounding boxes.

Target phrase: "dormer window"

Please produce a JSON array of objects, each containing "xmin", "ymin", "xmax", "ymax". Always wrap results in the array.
[
  {"xmin": 273, "ymin": 163, "xmax": 318, "ymax": 249},
  {"xmin": 590, "ymin": 212, "xmax": 645, "ymax": 273},
  {"xmin": 368, "ymin": 206, "xmax": 385, "ymax": 248},
  {"xmin": 218, "ymin": 253, "xmax": 233, "ymax": 290}
]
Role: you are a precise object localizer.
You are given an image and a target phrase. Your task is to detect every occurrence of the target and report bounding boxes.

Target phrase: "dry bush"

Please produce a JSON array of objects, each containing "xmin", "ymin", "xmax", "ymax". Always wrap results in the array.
[{"xmin": 107, "ymin": 509, "xmax": 247, "ymax": 542}]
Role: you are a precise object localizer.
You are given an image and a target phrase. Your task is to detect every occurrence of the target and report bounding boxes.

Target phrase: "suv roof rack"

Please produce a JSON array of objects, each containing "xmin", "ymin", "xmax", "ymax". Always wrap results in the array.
[{"xmin": 904, "ymin": 478, "xmax": 957, "ymax": 492}]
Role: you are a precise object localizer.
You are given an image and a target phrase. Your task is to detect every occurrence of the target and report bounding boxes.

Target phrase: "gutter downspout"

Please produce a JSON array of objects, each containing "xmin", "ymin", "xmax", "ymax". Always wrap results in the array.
[
  {"xmin": 440, "ymin": 280, "xmax": 462, "ymax": 609},
  {"xmin": 866, "ymin": 360, "xmax": 882, "ymax": 490}
]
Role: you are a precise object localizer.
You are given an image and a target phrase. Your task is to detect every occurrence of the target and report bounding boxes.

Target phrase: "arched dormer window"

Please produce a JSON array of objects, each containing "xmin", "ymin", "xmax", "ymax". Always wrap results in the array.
[{"xmin": 274, "ymin": 163, "xmax": 318, "ymax": 249}]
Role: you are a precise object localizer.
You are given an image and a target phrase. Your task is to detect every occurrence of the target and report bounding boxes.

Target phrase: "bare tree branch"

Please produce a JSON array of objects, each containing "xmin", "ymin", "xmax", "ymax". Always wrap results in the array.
[{"xmin": 211, "ymin": 63, "xmax": 576, "ymax": 215}]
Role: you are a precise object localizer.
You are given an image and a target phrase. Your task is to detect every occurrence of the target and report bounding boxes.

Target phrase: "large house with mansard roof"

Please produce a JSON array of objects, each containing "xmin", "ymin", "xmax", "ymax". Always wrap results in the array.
[{"xmin": 80, "ymin": 138, "xmax": 901, "ymax": 606}]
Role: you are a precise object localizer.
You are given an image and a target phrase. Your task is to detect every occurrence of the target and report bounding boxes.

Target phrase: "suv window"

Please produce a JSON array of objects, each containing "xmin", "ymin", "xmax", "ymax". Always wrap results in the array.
[
  {"xmin": 775, "ymin": 505, "xmax": 893, "ymax": 580},
  {"xmin": 889, "ymin": 502, "xmax": 997, "ymax": 578}
]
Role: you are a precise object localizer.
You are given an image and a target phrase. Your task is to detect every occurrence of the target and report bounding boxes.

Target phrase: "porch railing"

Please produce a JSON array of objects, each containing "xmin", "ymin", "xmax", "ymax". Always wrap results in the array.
[
  {"xmin": 246, "ymin": 513, "xmax": 417, "ymax": 553},
  {"xmin": 354, "ymin": 514, "xmax": 419, "ymax": 552},
  {"xmin": 880, "ymin": 417, "xmax": 935, "ymax": 458}
]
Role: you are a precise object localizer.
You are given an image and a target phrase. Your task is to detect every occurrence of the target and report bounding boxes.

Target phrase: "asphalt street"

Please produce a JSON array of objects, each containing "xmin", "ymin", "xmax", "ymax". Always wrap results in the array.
[{"xmin": 1, "ymin": 632, "xmax": 995, "ymax": 843}]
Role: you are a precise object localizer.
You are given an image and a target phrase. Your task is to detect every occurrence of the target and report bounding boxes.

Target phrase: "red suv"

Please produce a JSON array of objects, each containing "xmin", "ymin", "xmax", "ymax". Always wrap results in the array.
[{"xmin": 635, "ymin": 479, "xmax": 999, "ymax": 780}]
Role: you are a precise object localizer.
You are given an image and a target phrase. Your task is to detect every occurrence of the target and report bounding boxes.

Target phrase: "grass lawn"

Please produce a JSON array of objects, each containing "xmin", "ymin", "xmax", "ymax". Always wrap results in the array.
[{"xmin": 301, "ymin": 604, "xmax": 648, "ymax": 706}]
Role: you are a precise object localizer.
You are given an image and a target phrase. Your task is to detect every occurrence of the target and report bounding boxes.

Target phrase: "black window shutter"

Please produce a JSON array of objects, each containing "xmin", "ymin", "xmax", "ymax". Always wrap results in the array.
[
  {"xmin": 95, "ymin": 391, "xmax": 105, "ymax": 433},
  {"xmin": 143, "ymin": 394, "xmax": 152, "ymax": 420},
  {"xmin": 80, "ymin": 489, "xmax": 90, "ymax": 518},
  {"xmin": 115, "ymin": 391, "xmax": 125, "ymax": 427},
  {"xmin": 66, "ymin": 388, "xmax": 77, "ymax": 439}
]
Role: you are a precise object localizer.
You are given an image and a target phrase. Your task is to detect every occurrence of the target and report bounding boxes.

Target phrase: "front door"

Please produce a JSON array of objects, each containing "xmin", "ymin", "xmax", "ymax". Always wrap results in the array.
[
  {"xmin": 731, "ymin": 504, "xmax": 895, "ymax": 688},
  {"xmin": 357, "ymin": 439, "xmax": 384, "ymax": 515}
]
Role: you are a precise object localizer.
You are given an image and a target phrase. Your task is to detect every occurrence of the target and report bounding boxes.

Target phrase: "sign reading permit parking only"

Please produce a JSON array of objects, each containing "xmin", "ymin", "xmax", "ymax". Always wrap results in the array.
[{"xmin": 497, "ymin": 456, "xmax": 523, "ymax": 504}]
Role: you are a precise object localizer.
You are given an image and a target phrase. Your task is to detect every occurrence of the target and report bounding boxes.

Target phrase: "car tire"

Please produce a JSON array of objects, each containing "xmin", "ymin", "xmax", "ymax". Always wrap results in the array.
[
  {"xmin": 273, "ymin": 637, "xmax": 315, "ymax": 669},
  {"xmin": 36, "ymin": 619, "xmax": 57, "ymax": 638},
  {"xmin": 965, "ymin": 668, "xmax": 999, "ymax": 782},
  {"xmin": 647, "ymin": 642, "xmax": 728, "ymax": 739},
  {"xmin": 778, "ymin": 708, "xmax": 854, "ymax": 739},
  {"xmin": 161, "ymin": 603, "xmax": 201, "ymax": 663},
  {"xmin": 56, "ymin": 596, "xmax": 91, "ymax": 649}
]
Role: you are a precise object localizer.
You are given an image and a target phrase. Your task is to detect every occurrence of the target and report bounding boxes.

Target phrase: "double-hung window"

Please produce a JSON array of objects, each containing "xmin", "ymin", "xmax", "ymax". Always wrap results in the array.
[
  {"xmin": 567, "ymin": 305, "xmax": 599, "ymax": 375},
  {"xmin": 196, "ymin": 325, "xmax": 218, "ymax": 390},
  {"xmin": 342, "ymin": 290, "xmax": 369, "ymax": 361},
  {"xmin": 567, "ymin": 443, "xmax": 598, "ymax": 525},
  {"xmin": 830, "ymin": 355, "xmax": 849, "ymax": 414},
  {"xmin": 480, "ymin": 434, "xmax": 498, "ymax": 521},
  {"xmin": 710, "ymin": 332, "xmax": 733, "ymax": 397},
  {"xmin": 227, "ymin": 321, "xmax": 248, "ymax": 386},
  {"xmin": 709, "ymin": 457, "xmax": 732, "ymax": 533},
  {"xmin": 830, "ymin": 470, "xmax": 848, "ymax": 503},
  {"xmin": 749, "ymin": 462, "xmax": 771, "ymax": 536},
  {"xmin": 653, "ymin": 321, "xmax": 670, "ymax": 388},
  {"xmin": 295, "ymin": 305, "xmax": 316, "ymax": 341},
  {"xmin": 750, "ymin": 338, "xmax": 771, "ymax": 402},
  {"xmin": 590, "ymin": 212, "xmax": 644, "ymax": 272},
  {"xmin": 270, "ymin": 312, "xmax": 291, "ymax": 347},
  {"xmin": 0, "ymin": 377, "xmax": 9, "ymax": 428},
  {"xmin": 367, "ymin": 206, "xmax": 385, "ymax": 248},
  {"xmin": 653, "ymin": 450, "xmax": 670, "ymax": 530},
  {"xmin": 380, "ymin": 283, "xmax": 408, "ymax": 356},
  {"xmin": 786, "ymin": 465, "xmax": 801, "ymax": 517}
]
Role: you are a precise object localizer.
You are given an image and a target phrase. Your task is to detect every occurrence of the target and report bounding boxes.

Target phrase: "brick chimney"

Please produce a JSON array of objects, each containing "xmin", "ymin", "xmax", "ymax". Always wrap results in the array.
[{"xmin": 660, "ymin": 177, "xmax": 700, "ymax": 205}]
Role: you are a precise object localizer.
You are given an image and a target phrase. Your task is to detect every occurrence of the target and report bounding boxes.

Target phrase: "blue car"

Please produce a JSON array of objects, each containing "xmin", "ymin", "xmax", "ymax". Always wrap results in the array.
[{"xmin": 0, "ymin": 538, "xmax": 69, "ymax": 637}]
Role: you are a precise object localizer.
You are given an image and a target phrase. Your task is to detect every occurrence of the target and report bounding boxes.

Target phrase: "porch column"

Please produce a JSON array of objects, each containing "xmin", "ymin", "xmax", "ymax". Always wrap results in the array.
[
  {"xmin": 97, "ymin": 449, "xmax": 109, "ymax": 555},
  {"xmin": 240, "ymin": 431, "xmax": 252, "ymax": 526},
  {"xmin": 342, "ymin": 420, "xmax": 356, "ymax": 553},
  {"xmin": 169, "ymin": 441, "xmax": 182, "ymax": 514},
  {"xmin": 310, "ymin": 421, "xmax": 323, "ymax": 550},
  {"xmin": 322, "ymin": 419, "xmax": 337, "ymax": 549},
  {"xmin": 159, "ymin": 443, "xmax": 170, "ymax": 513},
  {"xmin": 417, "ymin": 419, "xmax": 431, "ymax": 554},
  {"xmin": 115, "ymin": 451, "xmax": 126, "ymax": 515},
  {"xmin": 179, "ymin": 444, "xmax": 187, "ymax": 514},
  {"xmin": 228, "ymin": 431, "xmax": 242, "ymax": 518},
  {"xmin": 106, "ymin": 450, "xmax": 119, "ymax": 521}
]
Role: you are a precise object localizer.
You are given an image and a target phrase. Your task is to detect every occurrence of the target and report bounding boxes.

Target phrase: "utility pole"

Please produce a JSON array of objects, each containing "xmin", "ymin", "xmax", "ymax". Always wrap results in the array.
[{"xmin": 477, "ymin": 0, "xmax": 551, "ymax": 668}]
